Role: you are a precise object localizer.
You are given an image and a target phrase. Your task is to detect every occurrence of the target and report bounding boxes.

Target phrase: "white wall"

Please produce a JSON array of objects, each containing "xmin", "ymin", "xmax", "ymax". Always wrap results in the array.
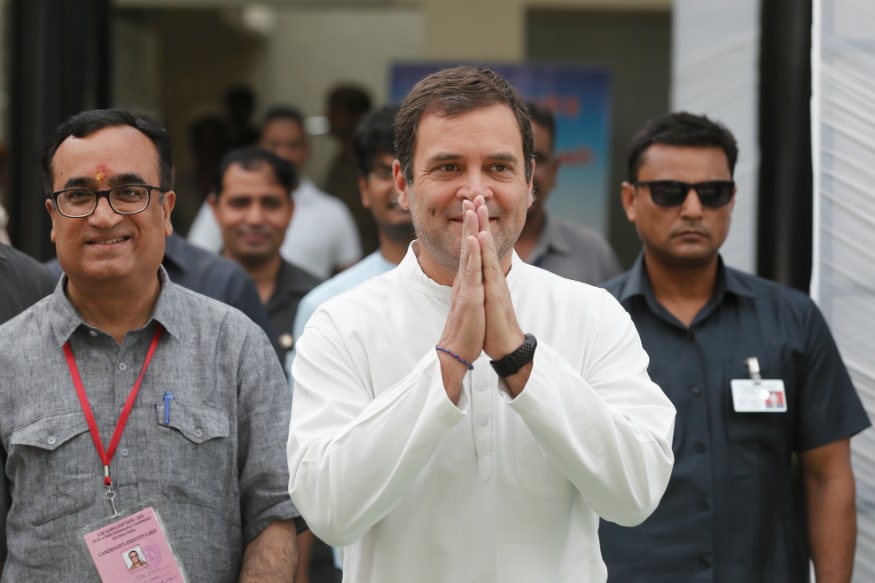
[{"xmin": 671, "ymin": 0, "xmax": 760, "ymax": 274}]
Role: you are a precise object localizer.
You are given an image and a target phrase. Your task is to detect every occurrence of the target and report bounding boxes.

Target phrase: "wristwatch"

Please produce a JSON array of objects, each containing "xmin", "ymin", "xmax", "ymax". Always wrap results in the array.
[{"xmin": 490, "ymin": 333, "xmax": 537, "ymax": 378}]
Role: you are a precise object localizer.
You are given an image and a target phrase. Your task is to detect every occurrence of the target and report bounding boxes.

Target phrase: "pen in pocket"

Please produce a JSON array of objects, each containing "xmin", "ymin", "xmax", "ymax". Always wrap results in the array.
[{"xmin": 163, "ymin": 391, "xmax": 174, "ymax": 425}]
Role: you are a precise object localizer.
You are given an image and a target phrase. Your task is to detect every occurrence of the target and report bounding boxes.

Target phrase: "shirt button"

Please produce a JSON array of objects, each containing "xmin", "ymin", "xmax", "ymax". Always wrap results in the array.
[
  {"xmin": 47, "ymin": 435, "xmax": 57, "ymax": 445},
  {"xmin": 194, "ymin": 427, "xmax": 204, "ymax": 438},
  {"xmin": 121, "ymin": 448, "xmax": 130, "ymax": 457},
  {"xmin": 694, "ymin": 442, "xmax": 706, "ymax": 453},
  {"xmin": 697, "ymin": 499, "xmax": 709, "ymax": 511},
  {"xmin": 479, "ymin": 415, "xmax": 489, "ymax": 426},
  {"xmin": 690, "ymin": 386, "xmax": 702, "ymax": 396},
  {"xmin": 89, "ymin": 330, "xmax": 98, "ymax": 337},
  {"xmin": 476, "ymin": 380, "xmax": 487, "ymax": 391},
  {"xmin": 699, "ymin": 557, "xmax": 711, "ymax": 569},
  {"xmin": 118, "ymin": 362, "xmax": 128, "ymax": 371}
]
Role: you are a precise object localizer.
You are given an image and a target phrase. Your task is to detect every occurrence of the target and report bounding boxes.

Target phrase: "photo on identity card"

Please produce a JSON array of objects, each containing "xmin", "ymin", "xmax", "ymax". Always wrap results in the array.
[{"xmin": 81, "ymin": 505, "xmax": 189, "ymax": 582}]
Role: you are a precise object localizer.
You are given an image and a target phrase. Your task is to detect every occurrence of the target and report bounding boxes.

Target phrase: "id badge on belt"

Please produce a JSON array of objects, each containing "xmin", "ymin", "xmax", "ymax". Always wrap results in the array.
[
  {"xmin": 731, "ymin": 356, "xmax": 787, "ymax": 413},
  {"xmin": 80, "ymin": 505, "xmax": 189, "ymax": 582}
]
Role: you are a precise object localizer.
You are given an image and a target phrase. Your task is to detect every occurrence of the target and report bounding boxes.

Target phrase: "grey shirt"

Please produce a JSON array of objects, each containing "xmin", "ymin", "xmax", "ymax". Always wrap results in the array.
[
  {"xmin": 0, "ymin": 269, "xmax": 298, "ymax": 582},
  {"xmin": 528, "ymin": 214, "xmax": 622, "ymax": 285}
]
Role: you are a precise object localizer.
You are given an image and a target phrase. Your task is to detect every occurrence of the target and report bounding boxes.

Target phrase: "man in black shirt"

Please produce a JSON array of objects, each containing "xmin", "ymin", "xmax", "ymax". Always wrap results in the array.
[{"xmin": 0, "ymin": 243, "xmax": 56, "ymax": 324}]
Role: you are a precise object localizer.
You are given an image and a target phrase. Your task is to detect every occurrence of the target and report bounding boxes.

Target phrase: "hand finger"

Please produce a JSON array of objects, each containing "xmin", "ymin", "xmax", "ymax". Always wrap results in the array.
[
  {"xmin": 464, "ymin": 208, "xmax": 483, "ymax": 277},
  {"xmin": 476, "ymin": 201, "xmax": 490, "ymax": 238}
]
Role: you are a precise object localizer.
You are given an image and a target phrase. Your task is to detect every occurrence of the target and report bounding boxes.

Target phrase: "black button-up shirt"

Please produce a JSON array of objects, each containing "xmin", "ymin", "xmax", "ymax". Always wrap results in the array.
[
  {"xmin": 599, "ymin": 254, "xmax": 870, "ymax": 583},
  {"xmin": 0, "ymin": 243, "xmax": 56, "ymax": 325}
]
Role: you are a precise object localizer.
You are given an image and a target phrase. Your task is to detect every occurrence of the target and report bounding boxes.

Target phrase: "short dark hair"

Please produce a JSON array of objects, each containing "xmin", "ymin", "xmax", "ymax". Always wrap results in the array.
[
  {"xmin": 42, "ymin": 108, "xmax": 173, "ymax": 195},
  {"xmin": 213, "ymin": 146, "xmax": 297, "ymax": 197},
  {"xmin": 525, "ymin": 101, "xmax": 556, "ymax": 151},
  {"xmin": 395, "ymin": 66, "xmax": 533, "ymax": 183},
  {"xmin": 626, "ymin": 111, "xmax": 738, "ymax": 181},
  {"xmin": 328, "ymin": 85, "xmax": 372, "ymax": 115},
  {"xmin": 261, "ymin": 105, "xmax": 305, "ymax": 131},
  {"xmin": 352, "ymin": 105, "xmax": 399, "ymax": 176}
]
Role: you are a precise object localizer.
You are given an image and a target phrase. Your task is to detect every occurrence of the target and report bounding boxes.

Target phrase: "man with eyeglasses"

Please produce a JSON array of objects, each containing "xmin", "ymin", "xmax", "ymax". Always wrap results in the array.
[
  {"xmin": 0, "ymin": 109, "xmax": 300, "ymax": 581},
  {"xmin": 599, "ymin": 111, "xmax": 869, "ymax": 583},
  {"xmin": 513, "ymin": 101, "xmax": 621, "ymax": 284}
]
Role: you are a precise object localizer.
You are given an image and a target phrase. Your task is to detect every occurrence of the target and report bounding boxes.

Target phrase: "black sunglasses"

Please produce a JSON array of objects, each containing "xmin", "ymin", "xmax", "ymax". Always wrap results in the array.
[{"xmin": 633, "ymin": 180, "xmax": 735, "ymax": 208}]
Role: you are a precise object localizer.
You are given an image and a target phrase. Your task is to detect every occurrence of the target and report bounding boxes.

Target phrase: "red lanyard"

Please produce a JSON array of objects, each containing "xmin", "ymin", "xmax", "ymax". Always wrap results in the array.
[{"xmin": 64, "ymin": 325, "xmax": 163, "ymax": 489}]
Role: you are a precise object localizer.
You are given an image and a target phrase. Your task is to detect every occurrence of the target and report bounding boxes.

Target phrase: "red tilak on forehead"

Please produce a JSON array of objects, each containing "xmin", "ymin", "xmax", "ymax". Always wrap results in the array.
[{"xmin": 94, "ymin": 164, "xmax": 109, "ymax": 184}]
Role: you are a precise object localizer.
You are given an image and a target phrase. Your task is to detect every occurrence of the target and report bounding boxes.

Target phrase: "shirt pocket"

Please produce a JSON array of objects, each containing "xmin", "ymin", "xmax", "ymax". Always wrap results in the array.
[
  {"xmin": 722, "ymin": 350, "xmax": 791, "ymax": 456},
  {"xmin": 8, "ymin": 412, "xmax": 95, "ymax": 525},
  {"xmin": 513, "ymin": 415, "xmax": 574, "ymax": 500},
  {"xmin": 153, "ymin": 400, "xmax": 232, "ymax": 510}
]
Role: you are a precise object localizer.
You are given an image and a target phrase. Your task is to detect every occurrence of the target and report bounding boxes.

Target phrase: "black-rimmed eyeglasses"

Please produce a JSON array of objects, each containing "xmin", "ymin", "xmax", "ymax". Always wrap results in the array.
[
  {"xmin": 47, "ymin": 184, "xmax": 162, "ymax": 218},
  {"xmin": 633, "ymin": 180, "xmax": 734, "ymax": 208}
]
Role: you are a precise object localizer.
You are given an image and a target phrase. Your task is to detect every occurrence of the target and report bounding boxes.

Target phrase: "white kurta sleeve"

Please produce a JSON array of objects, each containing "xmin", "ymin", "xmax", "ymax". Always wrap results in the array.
[
  {"xmin": 287, "ymin": 309, "xmax": 465, "ymax": 545},
  {"xmin": 506, "ymin": 289, "xmax": 676, "ymax": 526}
]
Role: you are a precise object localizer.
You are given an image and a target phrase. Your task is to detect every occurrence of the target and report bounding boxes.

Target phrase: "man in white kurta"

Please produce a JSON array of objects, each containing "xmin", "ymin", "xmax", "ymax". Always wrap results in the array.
[{"xmin": 287, "ymin": 65, "xmax": 675, "ymax": 583}]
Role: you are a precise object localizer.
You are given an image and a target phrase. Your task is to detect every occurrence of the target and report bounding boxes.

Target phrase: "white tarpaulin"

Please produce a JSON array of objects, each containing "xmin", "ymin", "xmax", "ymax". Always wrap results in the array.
[{"xmin": 811, "ymin": 1, "xmax": 875, "ymax": 580}]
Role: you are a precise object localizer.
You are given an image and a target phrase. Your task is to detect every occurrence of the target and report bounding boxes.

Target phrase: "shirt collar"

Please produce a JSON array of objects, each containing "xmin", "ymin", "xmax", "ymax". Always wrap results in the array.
[
  {"xmin": 271, "ymin": 260, "xmax": 317, "ymax": 301},
  {"xmin": 617, "ymin": 252, "xmax": 755, "ymax": 308},
  {"xmin": 48, "ymin": 266, "xmax": 182, "ymax": 346},
  {"xmin": 400, "ymin": 241, "xmax": 526, "ymax": 302},
  {"xmin": 529, "ymin": 214, "xmax": 570, "ymax": 262}
]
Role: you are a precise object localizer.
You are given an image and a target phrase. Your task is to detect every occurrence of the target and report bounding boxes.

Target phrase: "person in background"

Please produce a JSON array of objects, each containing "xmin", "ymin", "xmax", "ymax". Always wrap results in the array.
[
  {"xmin": 211, "ymin": 145, "xmax": 321, "ymax": 365},
  {"xmin": 322, "ymin": 84, "xmax": 379, "ymax": 255},
  {"xmin": 290, "ymin": 104, "xmax": 413, "ymax": 583},
  {"xmin": 189, "ymin": 105, "xmax": 361, "ymax": 278},
  {"xmin": 223, "ymin": 84, "xmax": 260, "ymax": 149},
  {"xmin": 0, "ymin": 144, "xmax": 11, "ymax": 245},
  {"xmin": 599, "ymin": 111, "xmax": 870, "ymax": 583},
  {"xmin": 0, "ymin": 242, "xmax": 56, "ymax": 324},
  {"xmin": 514, "ymin": 101, "xmax": 621, "ymax": 283},
  {"xmin": 0, "ymin": 108, "xmax": 300, "ymax": 581},
  {"xmin": 0, "ymin": 203, "xmax": 10, "ymax": 246},
  {"xmin": 288, "ymin": 66, "xmax": 675, "ymax": 583},
  {"xmin": 292, "ymin": 104, "xmax": 412, "ymax": 352}
]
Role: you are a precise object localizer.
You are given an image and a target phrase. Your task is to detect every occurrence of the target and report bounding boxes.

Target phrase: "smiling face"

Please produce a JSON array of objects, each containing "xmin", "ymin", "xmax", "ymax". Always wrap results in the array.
[
  {"xmin": 360, "ymin": 152, "xmax": 413, "ymax": 243},
  {"xmin": 211, "ymin": 162, "xmax": 293, "ymax": 268},
  {"xmin": 46, "ymin": 124, "xmax": 174, "ymax": 292},
  {"xmin": 621, "ymin": 144, "xmax": 735, "ymax": 270},
  {"xmin": 394, "ymin": 104, "xmax": 533, "ymax": 283}
]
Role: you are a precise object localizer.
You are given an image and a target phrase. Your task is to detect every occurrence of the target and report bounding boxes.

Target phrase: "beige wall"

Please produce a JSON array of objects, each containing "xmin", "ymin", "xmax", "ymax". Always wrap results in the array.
[
  {"xmin": 252, "ymin": 0, "xmax": 669, "ymax": 182},
  {"xmin": 113, "ymin": 0, "xmax": 671, "ymax": 66},
  {"xmin": 260, "ymin": 6, "xmax": 424, "ymax": 184},
  {"xmin": 105, "ymin": 0, "xmax": 671, "ymax": 230},
  {"xmin": 421, "ymin": 0, "xmax": 670, "ymax": 60}
]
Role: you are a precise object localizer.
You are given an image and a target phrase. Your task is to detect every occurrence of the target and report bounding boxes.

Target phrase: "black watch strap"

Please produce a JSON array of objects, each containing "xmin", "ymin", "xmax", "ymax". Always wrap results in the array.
[{"xmin": 490, "ymin": 333, "xmax": 537, "ymax": 378}]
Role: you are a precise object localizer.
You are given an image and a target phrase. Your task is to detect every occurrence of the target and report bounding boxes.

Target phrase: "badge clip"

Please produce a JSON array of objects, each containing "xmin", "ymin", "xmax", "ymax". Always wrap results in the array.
[
  {"xmin": 746, "ymin": 357, "xmax": 762, "ymax": 385},
  {"xmin": 104, "ymin": 465, "xmax": 119, "ymax": 518}
]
